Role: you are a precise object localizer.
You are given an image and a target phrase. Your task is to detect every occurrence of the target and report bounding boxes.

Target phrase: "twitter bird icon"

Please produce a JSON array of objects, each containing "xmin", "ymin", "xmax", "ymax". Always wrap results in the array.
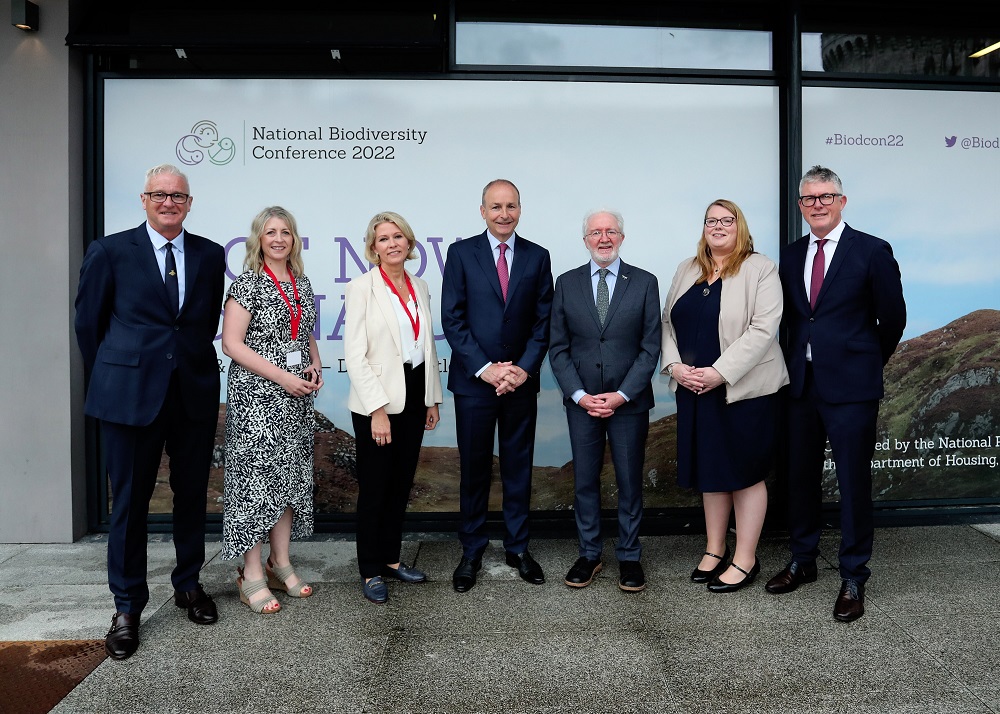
[{"xmin": 945, "ymin": 136, "xmax": 957, "ymax": 147}]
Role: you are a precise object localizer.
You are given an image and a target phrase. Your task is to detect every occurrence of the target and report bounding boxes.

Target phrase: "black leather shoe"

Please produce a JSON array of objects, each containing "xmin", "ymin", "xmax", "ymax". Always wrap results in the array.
[
  {"xmin": 564, "ymin": 557, "xmax": 602, "ymax": 588},
  {"xmin": 362, "ymin": 576, "xmax": 389, "ymax": 604},
  {"xmin": 505, "ymin": 550, "xmax": 545, "ymax": 584},
  {"xmin": 690, "ymin": 546, "xmax": 730, "ymax": 584},
  {"xmin": 382, "ymin": 562, "xmax": 427, "ymax": 583},
  {"xmin": 708, "ymin": 558, "xmax": 760, "ymax": 593},
  {"xmin": 452, "ymin": 557, "xmax": 482, "ymax": 593},
  {"xmin": 618, "ymin": 560, "xmax": 646, "ymax": 592},
  {"xmin": 173, "ymin": 584, "xmax": 218, "ymax": 624},
  {"xmin": 834, "ymin": 579, "xmax": 865, "ymax": 622},
  {"xmin": 105, "ymin": 612, "xmax": 140, "ymax": 660},
  {"xmin": 764, "ymin": 561, "xmax": 818, "ymax": 594}
]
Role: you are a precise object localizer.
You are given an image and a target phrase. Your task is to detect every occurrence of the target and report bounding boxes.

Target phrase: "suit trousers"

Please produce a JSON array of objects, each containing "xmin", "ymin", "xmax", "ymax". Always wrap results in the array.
[
  {"xmin": 102, "ymin": 372, "xmax": 215, "ymax": 614},
  {"xmin": 454, "ymin": 392, "xmax": 537, "ymax": 558},
  {"xmin": 352, "ymin": 364, "xmax": 427, "ymax": 578},
  {"xmin": 786, "ymin": 364, "xmax": 879, "ymax": 582},
  {"xmin": 567, "ymin": 407, "xmax": 647, "ymax": 562}
]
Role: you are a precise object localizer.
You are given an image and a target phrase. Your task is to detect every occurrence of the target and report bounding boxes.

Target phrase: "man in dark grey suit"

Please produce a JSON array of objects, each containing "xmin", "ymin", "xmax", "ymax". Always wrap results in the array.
[{"xmin": 548, "ymin": 210, "xmax": 661, "ymax": 592}]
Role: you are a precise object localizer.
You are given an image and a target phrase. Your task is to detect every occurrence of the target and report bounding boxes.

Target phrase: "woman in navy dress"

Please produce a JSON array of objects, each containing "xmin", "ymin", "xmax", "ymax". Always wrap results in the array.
[{"xmin": 661, "ymin": 199, "xmax": 789, "ymax": 592}]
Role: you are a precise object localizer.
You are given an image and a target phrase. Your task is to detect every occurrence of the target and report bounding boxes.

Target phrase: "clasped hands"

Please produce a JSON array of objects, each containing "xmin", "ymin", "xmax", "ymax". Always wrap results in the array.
[
  {"xmin": 672, "ymin": 363, "xmax": 724, "ymax": 395},
  {"xmin": 578, "ymin": 392, "xmax": 626, "ymax": 418},
  {"xmin": 481, "ymin": 361, "xmax": 528, "ymax": 396}
]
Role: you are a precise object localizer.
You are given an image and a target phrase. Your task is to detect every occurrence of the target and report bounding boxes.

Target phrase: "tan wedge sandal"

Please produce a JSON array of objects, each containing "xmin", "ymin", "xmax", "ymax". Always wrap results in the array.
[
  {"xmin": 266, "ymin": 558, "xmax": 313, "ymax": 598},
  {"xmin": 237, "ymin": 569, "xmax": 281, "ymax": 614}
]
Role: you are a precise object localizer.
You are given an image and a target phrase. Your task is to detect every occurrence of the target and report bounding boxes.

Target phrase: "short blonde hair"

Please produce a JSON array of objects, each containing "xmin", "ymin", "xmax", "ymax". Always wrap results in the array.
[
  {"xmin": 364, "ymin": 212, "xmax": 417, "ymax": 264},
  {"xmin": 244, "ymin": 206, "xmax": 305, "ymax": 277}
]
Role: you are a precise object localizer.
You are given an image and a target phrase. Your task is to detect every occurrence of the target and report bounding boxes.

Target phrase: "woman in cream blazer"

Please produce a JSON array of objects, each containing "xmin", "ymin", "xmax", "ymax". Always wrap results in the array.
[
  {"xmin": 345, "ymin": 211, "xmax": 443, "ymax": 604},
  {"xmin": 661, "ymin": 199, "xmax": 789, "ymax": 594}
]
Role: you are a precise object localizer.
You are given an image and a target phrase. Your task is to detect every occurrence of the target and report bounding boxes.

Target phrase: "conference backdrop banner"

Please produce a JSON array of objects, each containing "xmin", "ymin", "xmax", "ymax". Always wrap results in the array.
[
  {"xmin": 103, "ymin": 77, "xmax": 781, "ymax": 514},
  {"xmin": 802, "ymin": 86, "xmax": 1000, "ymax": 504},
  {"xmin": 103, "ymin": 78, "xmax": 1000, "ymax": 516}
]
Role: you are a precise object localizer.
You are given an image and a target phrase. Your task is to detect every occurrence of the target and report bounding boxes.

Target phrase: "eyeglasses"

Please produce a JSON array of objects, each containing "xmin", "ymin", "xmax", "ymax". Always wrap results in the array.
[
  {"xmin": 704, "ymin": 217, "xmax": 736, "ymax": 228},
  {"xmin": 585, "ymin": 229, "xmax": 621, "ymax": 239},
  {"xmin": 798, "ymin": 193, "xmax": 842, "ymax": 207},
  {"xmin": 144, "ymin": 191, "xmax": 190, "ymax": 204}
]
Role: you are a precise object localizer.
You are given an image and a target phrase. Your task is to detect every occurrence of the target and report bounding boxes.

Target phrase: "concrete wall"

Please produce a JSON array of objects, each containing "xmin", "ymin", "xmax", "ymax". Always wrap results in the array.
[{"xmin": 0, "ymin": 0, "xmax": 87, "ymax": 541}]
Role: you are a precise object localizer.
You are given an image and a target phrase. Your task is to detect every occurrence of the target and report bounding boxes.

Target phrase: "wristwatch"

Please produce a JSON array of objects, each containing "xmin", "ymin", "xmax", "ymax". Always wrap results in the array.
[{"xmin": 666, "ymin": 362, "xmax": 677, "ymax": 377}]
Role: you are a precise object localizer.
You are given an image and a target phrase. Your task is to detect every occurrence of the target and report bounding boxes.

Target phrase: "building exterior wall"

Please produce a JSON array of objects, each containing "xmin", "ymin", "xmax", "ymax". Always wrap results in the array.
[{"xmin": 0, "ymin": 0, "xmax": 87, "ymax": 542}]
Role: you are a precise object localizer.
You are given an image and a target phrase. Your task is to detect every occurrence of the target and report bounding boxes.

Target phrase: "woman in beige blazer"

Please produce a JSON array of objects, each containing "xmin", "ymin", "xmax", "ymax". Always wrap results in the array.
[
  {"xmin": 345, "ymin": 211, "xmax": 443, "ymax": 604},
  {"xmin": 661, "ymin": 199, "xmax": 789, "ymax": 593}
]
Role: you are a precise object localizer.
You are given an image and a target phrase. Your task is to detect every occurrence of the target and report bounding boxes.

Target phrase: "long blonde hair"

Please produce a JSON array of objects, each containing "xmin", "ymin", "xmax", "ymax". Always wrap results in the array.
[
  {"xmin": 693, "ymin": 199, "xmax": 755, "ymax": 283},
  {"xmin": 244, "ymin": 206, "xmax": 305, "ymax": 277}
]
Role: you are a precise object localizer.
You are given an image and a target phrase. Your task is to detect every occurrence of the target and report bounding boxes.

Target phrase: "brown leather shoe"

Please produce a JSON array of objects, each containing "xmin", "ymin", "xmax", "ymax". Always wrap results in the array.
[
  {"xmin": 833, "ymin": 579, "xmax": 865, "ymax": 622},
  {"xmin": 105, "ymin": 612, "xmax": 140, "ymax": 660},
  {"xmin": 174, "ymin": 584, "xmax": 218, "ymax": 625},
  {"xmin": 764, "ymin": 561, "xmax": 818, "ymax": 594}
]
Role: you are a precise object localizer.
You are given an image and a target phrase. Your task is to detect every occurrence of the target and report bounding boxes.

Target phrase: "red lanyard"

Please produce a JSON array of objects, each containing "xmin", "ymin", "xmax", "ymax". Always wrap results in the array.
[
  {"xmin": 379, "ymin": 266, "xmax": 420, "ymax": 341},
  {"xmin": 262, "ymin": 264, "xmax": 302, "ymax": 341}
]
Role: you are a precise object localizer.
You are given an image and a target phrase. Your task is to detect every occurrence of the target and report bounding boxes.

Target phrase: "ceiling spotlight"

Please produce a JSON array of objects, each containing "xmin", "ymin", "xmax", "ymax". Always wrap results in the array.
[
  {"xmin": 330, "ymin": 49, "xmax": 341, "ymax": 60},
  {"xmin": 175, "ymin": 48, "xmax": 188, "ymax": 59},
  {"xmin": 11, "ymin": 0, "xmax": 39, "ymax": 31}
]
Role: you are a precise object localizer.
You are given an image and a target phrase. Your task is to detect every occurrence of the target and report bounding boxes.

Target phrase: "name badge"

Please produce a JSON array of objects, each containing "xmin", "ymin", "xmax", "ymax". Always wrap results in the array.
[{"xmin": 286, "ymin": 350, "xmax": 302, "ymax": 367}]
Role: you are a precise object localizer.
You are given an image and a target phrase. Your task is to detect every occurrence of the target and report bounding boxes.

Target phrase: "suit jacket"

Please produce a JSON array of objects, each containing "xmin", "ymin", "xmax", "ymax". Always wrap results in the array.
[
  {"xmin": 548, "ymin": 260, "xmax": 661, "ymax": 413},
  {"xmin": 661, "ymin": 252, "xmax": 789, "ymax": 404},
  {"xmin": 779, "ymin": 223, "xmax": 905, "ymax": 403},
  {"xmin": 344, "ymin": 268, "xmax": 443, "ymax": 415},
  {"xmin": 441, "ymin": 231, "xmax": 554, "ymax": 397},
  {"xmin": 75, "ymin": 223, "xmax": 225, "ymax": 426}
]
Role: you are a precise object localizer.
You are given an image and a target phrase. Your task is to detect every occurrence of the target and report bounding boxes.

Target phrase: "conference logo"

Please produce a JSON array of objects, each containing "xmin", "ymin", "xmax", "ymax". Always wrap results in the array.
[{"xmin": 175, "ymin": 120, "xmax": 236, "ymax": 166}]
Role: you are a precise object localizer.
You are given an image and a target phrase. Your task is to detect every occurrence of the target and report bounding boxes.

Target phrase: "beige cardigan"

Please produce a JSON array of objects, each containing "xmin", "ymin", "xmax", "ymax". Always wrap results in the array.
[
  {"xmin": 660, "ymin": 252, "xmax": 789, "ymax": 403},
  {"xmin": 344, "ymin": 268, "xmax": 443, "ymax": 415}
]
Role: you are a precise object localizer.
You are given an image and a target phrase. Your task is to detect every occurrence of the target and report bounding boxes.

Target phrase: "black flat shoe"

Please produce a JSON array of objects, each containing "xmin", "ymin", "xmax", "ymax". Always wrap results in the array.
[
  {"xmin": 707, "ymin": 558, "xmax": 760, "ymax": 593},
  {"xmin": 105, "ymin": 612, "xmax": 140, "ymax": 660},
  {"xmin": 564, "ymin": 557, "xmax": 602, "ymax": 588},
  {"xmin": 505, "ymin": 550, "xmax": 545, "ymax": 585},
  {"xmin": 690, "ymin": 547, "xmax": 730, "ymax": 583},
  {"xmin": 618, "ymin": 560, "xmax": 646, "ymax": 592},
  {"xmin": 452, "ymin": 557, "xmax": 482, "ymax": 593},
  {"xmin": 173, "ymin": 584, "xmax": 218, "ymax": 625}
]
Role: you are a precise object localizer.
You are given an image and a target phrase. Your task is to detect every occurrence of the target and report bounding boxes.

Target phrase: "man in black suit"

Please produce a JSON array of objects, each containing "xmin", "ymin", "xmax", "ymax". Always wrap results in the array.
[
  {"xmin": 75, "ymin": 164, "xmax": 225, "ymax": 658},
  {"xmin": 548, "ymin": 210, "xmax": 661, "ymax": 592},
  {"xmin": 766, "ymin": 165, "xmax": 906, "ymax": 622},
  {"xmin": 441, "ymin": 179, "xmax": 554, "ymax": 592}
]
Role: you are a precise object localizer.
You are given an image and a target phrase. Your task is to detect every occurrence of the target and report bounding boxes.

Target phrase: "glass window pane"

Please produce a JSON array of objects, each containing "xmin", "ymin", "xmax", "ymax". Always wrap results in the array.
[
  {"xmin": 803, "ymin": 33, "xmax": 1000, "ymax": 77},
  {"xmin": 457, "ymin": 22, "xmax": 772, "ymax": 70}
]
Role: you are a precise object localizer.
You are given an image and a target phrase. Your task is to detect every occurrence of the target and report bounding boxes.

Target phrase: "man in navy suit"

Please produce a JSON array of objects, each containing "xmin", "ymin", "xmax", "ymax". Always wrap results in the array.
[
  {"xmin": 766, "ymin": 166, "xmax": 906, "ymax": 622},
  {"xmin": 441, "ymin": 179, "xmax": 553, "ymax": 592},
  {"xmin": 548, "ymin": 210, "xmax": 660, "ymax": 592},
  {"xmin": 75, "ymin": 164, "xmax": 225, "ymax": 658}
]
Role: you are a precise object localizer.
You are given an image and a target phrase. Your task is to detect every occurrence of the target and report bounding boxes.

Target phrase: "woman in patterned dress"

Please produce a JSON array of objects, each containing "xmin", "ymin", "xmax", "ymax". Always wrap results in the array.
[
  {"xmin": 660, "ymin": 199, "xmax": 788, "ymax": 593},
  {"xmin": 344, "ymin": 212, "xmax": 442, "ymax": 604},
  {"xmin": 220, "ymin": 206, "xmax": 323, "ymax": 614}
]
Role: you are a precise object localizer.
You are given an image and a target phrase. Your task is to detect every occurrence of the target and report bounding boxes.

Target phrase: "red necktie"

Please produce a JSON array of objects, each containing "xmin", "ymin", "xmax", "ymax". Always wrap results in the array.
[
  {"xmin": 497, "ymin": 242, "xmax": 509, "ymax": 301},
  {"xmin": 809, "ymin": 238, "xmax": 828, "ymax": 311}
]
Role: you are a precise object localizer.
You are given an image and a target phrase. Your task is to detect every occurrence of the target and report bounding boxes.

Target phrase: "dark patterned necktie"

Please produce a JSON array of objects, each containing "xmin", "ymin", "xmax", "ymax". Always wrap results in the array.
[
  {"xmin": 164, "ymin": 242, "xmax": 179, "ymax": 315},
  {"xmin": 597, "ymin": 268, "xmax": 609, "ymax": 326}
]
